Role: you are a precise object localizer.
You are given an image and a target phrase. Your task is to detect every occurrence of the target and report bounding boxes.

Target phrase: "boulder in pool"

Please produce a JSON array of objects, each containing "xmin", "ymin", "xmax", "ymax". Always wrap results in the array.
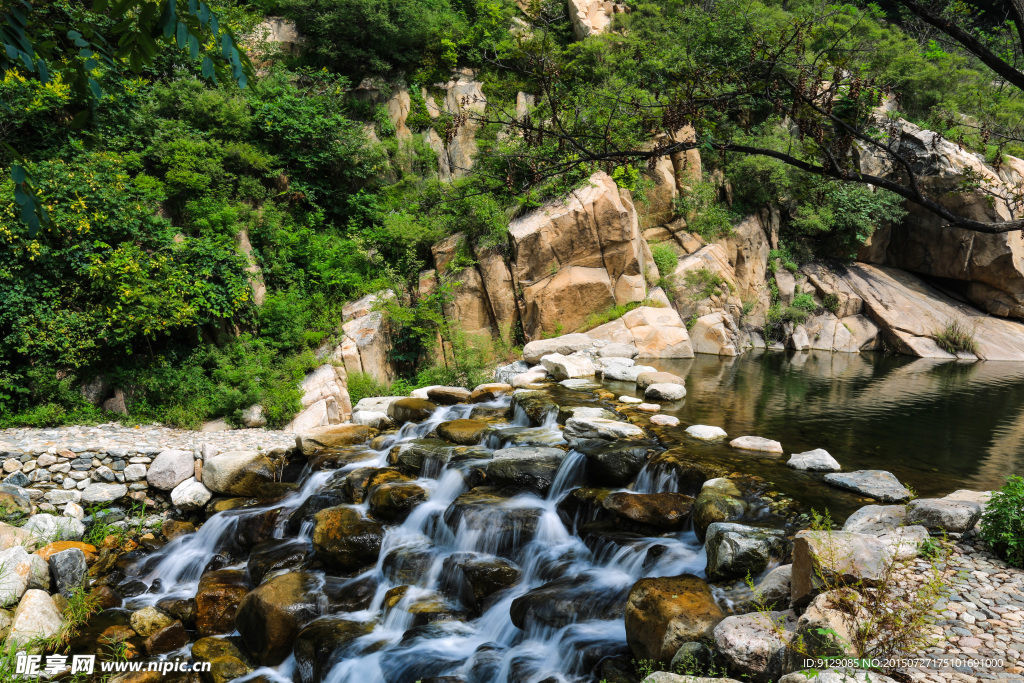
[
  {"xmin": 729, "ymin": 436, "xmax": 783, "ymax": 453},
  {"xmin": 311, "ymin": 506, "xmax": 384, "ymax": 572},
  {"xmin": 685, "ymin": 425, "xmax": 727, "ymax": 441},
  {"xmin": 195, "ymin": 569, "xmax": 253, "ymax": 637},
  {"xmin": 602, "ymin": 492, "xmax": 694, "ymax": 530},
  {"xmin": 574, "ymin": 439, "xmax": 651, "ymax": 487},
  {"xmin": 822, "ymin": 470, "xmax": 911, "ymax": 503},
  {"xmin": 522, "ymin": 334, "xmax": 593, "ymax": 363},
  {"xmin": 564, "ymin": 417, "xmax": 645, "ymax": 441},
  {"xmin": 436, "ymin": 419, "xmax": 489, "ymax": 445},
  {"xmin": 388, "ymin": 397, "xmax": 437, "ymax": 424},
  {"xmin": 297, "ymin": 424, "xmax": 377, "ymax": 455},
  {"xmin": 235, "ymin": 571, "xmax": 322, "ymax": 665},
  {"xmin": 294, "ymin": 615, "xmax": 375, "ymax": 683},
  {"xmin": 786, "ymin": 448, "xmax": 840, "ymax": 471},
  {"xmin": 540, "ymin": 353, "xmax": 595, "ymax": 380},
  {"xmin": 645, "ymin": 383, "xmax": 686, "ymax": 401},
  {"xmin": 202, "ymin": 451, "xmax": 278, "ymax": 497},
  {"xmin": 441, "ymin": 553, "xmax": 522, "ymax": 613},
  {"xmin": 636, "ymin": 371, "xmax": 685, "ymax": 390},
  {"xmin": 624, "ymin": 574, "xmax": 725, "ymax": 664},
  {"xmin": 704, "ymin": 522, "xmax": 789, "ymax": 582},
  {"xmin": 603, "ymin": 364, "xmax": 658, "ymax": 382},
  {"xmin": 470, "ymin": 383, "xmax": 513, "ymax": 402}
]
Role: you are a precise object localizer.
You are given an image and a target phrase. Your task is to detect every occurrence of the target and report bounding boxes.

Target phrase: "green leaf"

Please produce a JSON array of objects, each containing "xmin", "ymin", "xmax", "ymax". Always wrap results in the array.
[
  {"xmin": 176, "ymin": 21, "xmax": 186, "ymax": 49},
  {"xmin": 11, "ymin": 165, "xmax": 26, "ymax": 184},
  {"xmin": 88, "ymin": 77, "xmax": 102, "ymax": 99},
  {"xmin": 201, "ymin": 55, "xmax": 214, "ymax": 79},
  {"xmin": 188, "ymin": 33, "xmax": 198, "ymax": 60}
]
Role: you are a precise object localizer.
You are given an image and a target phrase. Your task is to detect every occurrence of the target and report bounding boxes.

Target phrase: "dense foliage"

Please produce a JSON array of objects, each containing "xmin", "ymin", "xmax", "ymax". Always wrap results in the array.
[
  {"xmin": 2, "ymin": 0, "xmax": 1021, "ymax": 428},
  {"xmin": 980, "ymin": 475, "xmax": 1024, "ymax": 568}
]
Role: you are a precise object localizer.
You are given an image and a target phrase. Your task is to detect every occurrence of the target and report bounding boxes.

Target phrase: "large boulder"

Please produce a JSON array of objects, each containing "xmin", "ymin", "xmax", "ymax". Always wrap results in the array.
[
  {"xmin": 22, "ymin": 513, "xmax": 84, "ymax": 543},
  {"xmin": 388, "ymin": 397, "xmax": 437, "ymax": 424},
  {"xmin": 234, "ymin": 571, "xmax": 321, "ymax": 666},
  {"xmin": 0, "ymin": 546, "xmax": 34, "ymax": 607},
  {"xmin": 624, "ymin": 574, "xmax": 725, "ymax": 664},
  {"xmin": 705, "ymin": 523, "xmax": 789, "ymax": 582},
  {"xmin": 823, "ymin": 470, "xmax": 911, "ymax": 503},
  {"xmin": 522, "ymin": 334, "xmax": 595, "ymax": 363},
  {"xmin": 790, "ymin": 531, "xmax": 889, "ymax": 608},
  {"xmin": 713, "ymin": 610, "xmax": 797, "ymax": 683},
  {"xmin": 147, "ymin": 449, "xmax": 195, "ymax": 490},
  {"xmin": 285, "ymin": 364, "xmax": 353, "ymax": 432},
  {"xmin": 7, "ymin": 589, "xmax": 62, "ymax": 647},
  {"xmin": 564, "ymin": 417, "xmax": 645, "ymax": 441},
  {"xmin": 171, "ymin": 477, "xmax": 213, "ymax": 511},
  {"xmin": 202, "ymin": 451, "xmax": 278, "ymax": 497},
  {"xmin": 841, "ymin": 505, "xmax": 907, "ymax": 535},
  {"xmin": 621, "ymin": 306, "xmax": 694, "ymax": 358},
  {"xmin": 311, "ymin": 506, "xmax": 384, "ymax": 571},
  {"xmin": 575, "ymin": 440, "xmax": 650, "ymax": 487},
  {"xmin": 485, "ymin": 447, "xmax": 567, "ymax": 494},
  {"xmin": 692, "ymin": 486, "xmax": 746, "ymax": 542},
  {"xmin": 296, "ymin": 424, "xmax": 375, "ymax": 455},
  {"xmin": 436, "ymin": 419, "xmax": 489, "ymax": 445},
  {"xmin": 195, "ymin": 569, "xmax": 253, "ymax": 637},
  {"xmin": 906, "ymin": 497, "xmax": 983, "ymax": 532},
  {"xmin": 49, "ymin": 548, "xmax": 88, "ymax": 598},
  {"xmin": 540, "ymin": 353, "xmax": 596, "ymax": 380},
  {"xmin": 509, "ymin": 172, "xmax": 652, "ymax": 339},
  {"xmin": 293, "ymin": 615, "xmax": 375, "ymax": 683},
  {"xmin": 191, "ymin": 636, "xmax": 254, "ymax": 683},
  {"xmin": 602, "ymin": 492, "xmax": 694, "ymax": 530}
]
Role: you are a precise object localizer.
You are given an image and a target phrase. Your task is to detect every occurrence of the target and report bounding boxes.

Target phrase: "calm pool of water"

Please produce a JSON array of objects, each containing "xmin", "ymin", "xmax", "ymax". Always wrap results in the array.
[{"xmin": 612, "ymin": 350, "xmax": 1024, "ymax": 518}]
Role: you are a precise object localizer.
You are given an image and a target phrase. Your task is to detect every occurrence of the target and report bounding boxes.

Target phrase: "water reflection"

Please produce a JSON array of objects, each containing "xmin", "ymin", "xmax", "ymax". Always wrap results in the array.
[{"xmin": 630, "ymin": 351, "xmax": 1024, "ymax": 515}]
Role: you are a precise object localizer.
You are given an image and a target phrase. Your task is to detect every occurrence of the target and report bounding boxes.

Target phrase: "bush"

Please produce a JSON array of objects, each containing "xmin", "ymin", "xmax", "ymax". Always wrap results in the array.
[
  {"xmin": 934, "ymin": 319, "xmax": 978, "ymax": 355},
  {"xmin": 651, "ymin": 243, "xmax": 678, "ymax": 279},
  {"xmin": 684, "ymin": 268, "xmax": 730, "ymax": 300},
  {"xmin": 980, "ymin": 476, "xmax": 1024, "ymax": 568}
]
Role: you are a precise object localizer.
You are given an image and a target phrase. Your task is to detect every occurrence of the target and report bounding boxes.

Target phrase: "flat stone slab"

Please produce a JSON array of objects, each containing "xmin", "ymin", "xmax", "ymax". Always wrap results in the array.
[
  {"xmin": 636, "ymin": 403, "xmax": 661, "ymax": 412},
  {"xmin": 907, "ymin": 498, "xmax": 982, "ymax": 532},
  {"xmin": 618, "ymin": 396, "xmax": 643, "ymax": 404},
  {"xmin": 559, "ymin": 379, "xmax": 601, "ymax": 391},
  {"xmin": 786, "ymin": 448, "xmax": 840, "ymax": 471},
  {"xmin": 685, "ymin": 425, "xmax": 727, "ymax": 441},
  {"xmin": 649, "ymin": 415, "xmax": 679, "ymax": 427},
  {"xmin": 729, "ymin": 436, "xmax": 783, "ymax": 453},
  {"xmin": 823, "ymin": 470, "xmax": 912, "ymax": 502}
]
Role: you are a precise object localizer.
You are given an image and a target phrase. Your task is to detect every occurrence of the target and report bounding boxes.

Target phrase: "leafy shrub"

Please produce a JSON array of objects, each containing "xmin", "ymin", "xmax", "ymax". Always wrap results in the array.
[
  {"xmin": 674, "ymin": 180, "xmax": 734, "ymax": 240},
  {"xmin": 651, "ymin": 243, "xmax": 678, "ymax": 279},
  {"xmin": 980, "ymin": 476, "xmax": 1024, "ymax": 568},
  {"xmin": 684, "ymin": 268, "xmax": 729, "ymax": 300},
  {"xmin": 791, "ymin": 292, "xmax": 817, "ymax": 312},
  {"xmin": 934, "ymin": 319, "xmax": 978, "ymax": 355}
]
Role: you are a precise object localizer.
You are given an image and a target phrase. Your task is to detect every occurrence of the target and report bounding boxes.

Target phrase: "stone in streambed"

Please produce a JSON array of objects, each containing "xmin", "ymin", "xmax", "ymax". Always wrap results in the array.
[
  {"xmin": 195, "ymin": 569, "xmax": 253, "ymax": 637},
  {"xmin": 425, "ymin": 386, "xmax": 472, "ymax": 404},
  {"xmin": 602, "ymin": 492, "xmax": 694, "ymax": 530},
  {"xmin": 624, "ymin": 574, "xmax": 725, "ymax": 664},
  {"xmin": 841, "ymin": 504, "xmax": 907, "ymax": 534},
  {"xmin": 645, "ymin": 449, "xmax": 730, "ymax": 496},
  {"xmin": 704, "ymin": 522, "xmax": 789, "ymax": 582},
  {"xmin": 234, "ymin": 571, "xmax": 322, "ymax": 666},
  {"xmin": 202, "ymin": 451, "xmax": 278, "ymax": 497},
  {"xmin": 685, "ymin": 425, "xmax": 727, "ymax": 441},
  {"xmin": 574, "ymin": 439, "xmax": 652, "ymax": 487},
  {"xmin": 564, "ymin": 417, "xmax": 645, "ymax": 441},
  {"xmin": 191, "ymin": 636, "xmax": 253, "ymax": 683},
  {"xmin": 296, "ymin": 424, "xmax": 376, "ymax": 455},
  {"xmin": 436, "ymin": 419, "xmax": 489, "ymax": 445},
  {"xmin": 440, "ymin": 553, "xmax": 522, "ymax": 613},
  {"xmin": 511, "ymin": 574, "xmax": 629, "ymax": 629},
  {"xmin": 49, "ymin": 547, "xmax": 88, "ymax": 598},
  {"xmin": 130, "ymin": 605, "xmax": 175, "ymax": 637},
  {"xmin": 645, "ymin": 383, "xmax": 686, "ymax": 401},
  {"xmin": 650, "ymin": 415, "xmax": 680, "ymax": 427},
  {"xmin": 823, "ymin": 470, "xmax": 911, "ymax": 502},
  {"xmin": 754, "ymin": 564, "xmax": 792, "ymax": 609},
  {"xmin": 294, "ymin": 615, "xmax": 375, "ymax": 683},
  {"xmin": 729, "ymin": 436, "xmax": 783, "ymax": 453},
  {"xmin": 692, "ymin": 485, "xmax": 747, "ymax": 543},
  {"xmin": 368, "ymin": 482, "xmax": 429, "ymax": 523},
  {"xmin": 470, "ymin": 383, "xmax": 513, "ymax": 402},
  {"xmin": 635, "ymin": 371, "xmax": 685, "ymax": 390},
  {"xmin": 311, "ymin": 506, "xmax": 384, "ymax": 571},
  {"xmin": 247, "ymin": 539, "xmax": 311, "ymax": 586},
  {"xmin": 790, "ymin": 530, "xmax": 888, "ymax": 608},
  {"xmin": 485, "ymin": 447, "xmax": 567, "ymax": 495},
  {"xmin": 388, "ymin": 397, "xmax": 437, "ymax": 424},
  {"xmin": 522, "ymin": 334, "xmax": 593, "ymax": 363},
  {"xmin": 603, "ymin": 364, "xmax": 658, "ymax": 382},
  {"xmin": 540, "ymin": 353, "xmax": 596, "ymax": 380},
  {"xmin": 786, "ymin": 448, "xmax": 840, "ymax": 471},
  {"xmin": 144, "ymin": 619, "xmax": 188, "ymax": 655}
]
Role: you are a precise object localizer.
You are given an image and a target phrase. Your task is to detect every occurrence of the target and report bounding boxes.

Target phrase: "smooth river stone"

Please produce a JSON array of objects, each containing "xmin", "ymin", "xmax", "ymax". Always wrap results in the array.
[
  {"xmin": 786, "ymin": 448, "xmax": 840, "ymax": 471},
  {"xmin": 822, "ymin": 470, "xmax": 912, "ymax": 503},
  {"xmin": 729, "ymin": 436, "xmax": 783, "ymax": 453},
  {"xmin": 685, "ymin": 425, "xmax": 727, "ymax": 441}
]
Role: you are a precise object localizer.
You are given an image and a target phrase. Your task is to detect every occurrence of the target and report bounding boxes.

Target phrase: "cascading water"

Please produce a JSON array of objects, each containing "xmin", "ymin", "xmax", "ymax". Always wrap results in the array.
[{"xmin": 123, "ymin": 394, "xmax": 707, "ymax": 683}]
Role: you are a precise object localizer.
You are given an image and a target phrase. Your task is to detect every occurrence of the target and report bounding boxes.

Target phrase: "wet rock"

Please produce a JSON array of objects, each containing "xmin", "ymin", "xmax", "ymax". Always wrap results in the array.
[
  {"xmin": 147, "ymin": 449, "xmax": 195, "ymax": 490},
  {"xmin": 510, "ymin": 390, "xmax": 559, "ymax": 425},
  {"xmin": 247, "ymin": 539, "xmax": 311, "ymax": 585},
  {"xmin": 786, "ymin": 449, "xmax": 840, "ymax": 471},
  {"xmin": 351, "ymin": 410, "xmax": 392, "ymax": 429},
  {"xmin": 444, "ymin": 489, "xmax": 542, "ymax": 554},
  {"xmin": 145, "ymin": 619, "xmax": 188, "ymax": 655},
  {"xmin": 195, "ymin": 569, "xmax": 253, "ymax": 637},
  {"xmin": 234, "ymin": 571, "xmax": 321, "ymax": 665},
  {"xmin": 344, "ymin": 467, "xmax": 410, "ymax": 503},
  {"xmin": 8, "ymin": 589, "xmax": 62, "ymax": 647},
  {"xmin": 790, "ymin": 530, "xmax": 888, "ymax": 608},
  {"xmin": 426, "ymin": 386, "xmax": 472, "ymax": 404},
  {"xmin": 705, "ymin": 523, "xmax": 789, "ymax": 582},
  {"xmin": 369, "ymin": 482, "xmax": 429, "ymax": 523},
  {"xmin": 650, "ymin": 415, "xmax": 680, "ymax": 427},
  {"xmin": 540, "ymin": 353, "xmax": 596, "ymax": 380},
  {"xmin": 171, "ymin": 477, "xmax": 213, "ymax": 510},
  {"xmin": 602, "ymin": 364, "xmax": 658, "ymax": 382},
  {"xmin": 441, "ymin": 553, "xmax": 521, "ymax": 612},
  {"xmin": 231, "ymin": 508, "xmax": 282, "ymax": 555},
  {"xmin": 296, "ymin": 424, "xmax": 376, "ymax": 455},
  {"xmin": 625, "ymin": 574, "xmax": 725, "ymax": 664},
  {"xmin": 906, "ymin": 497, "xmax": 982, "ymax": 532},
  {"xmin": 191, "ymin": 636, "xmax": 253, "ymax": 683},
  {"xmin": 713, "ymin": 610, "xmax": 797, "ymax": 683},
  {"xmin": 156, "ymin": 597, "xmax": 193, "ymax": 624},
  {"xmin": 510, "ymin": 574, "xmax": 629, "ymax": 629},
  {"xmin": 646, "ymin": 450, "xmax": 730, "ymax": 497},
  {"xmin": 0, "ymin": 546, "xmax": 33, "ymax": 607},
  {"xmin": 485, "ymin": 447, "xmax": 566, "ymax": 494},
  {"xmin": 50, "ymin": 547, "xmax": 88, "ymax": 597},
  {"xmin": 382, "ymin": 544, "xmax": 435, "ymax": 585},
  {"xmin": 635, "ymin": 372, "xmax": 685, "ymax": 391},
  {"xmin": 684, "ymin": 425, "xmax": 727, "ymax": 441},
  {"xmin": 564, "ymin": 417, "xmax": 645, "ymax": 441},
  {"xmin": 202, "ymin": 451, "xmax": 278, "ymax": 497},
  {"xmin": 388, "ymin": 397, "xmax": 438, "ymax": 424},
  {"xmin": 311, "ymin": 506, "xmax": 385, "ymax": 571},
  {"xmin": 23, "ymin": 512, "xmax": 85, "ymax": 542},
  {"xmin": 91, "ymin": 585, "xmax": 123, "ymax": 610},
  {"xmin": 754, "ymin": 564, "xmax": 792, "ymax": 608},
  {"xmin": 470, "ymin": 383, "xmax": 513, "ymax": 402},
  {"xmin": 389, "ymin": 440, "xmax": 487, "ymax": 477},
  {"xmin": 645, "ymin": 383, "xmax": 686, "ymax": 401},
  {"xmin": 602, "ymin": 492, "xmax": 694, "ymax": 530},
  {"xmin": 383, "ymin": 586, "xmax": 467, "ymax": 625},
  {"xmin": 130, "ymin": 605, "xmax": 175, "ymax": 637},
  {"xmin": 822, "ymin": 470, "xmax": 911, "ymax": 503},
  {"xmin": 294, "ymin": 615, "xmax": 375, "ymax": 683},
  {"xmin": 575, "ymin": 439, "xmax": 651, "ymax": 487},
  {"xmin": 162, "ymin": 519, "xmax": 196, "ymax": 541},
  {"xmin": 729, "ymin": 436, "xmax": 783, "ymax": 453},
  {"xmin": 436, "ymin": 419, "xmax": 489, "ymax": 445}
]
